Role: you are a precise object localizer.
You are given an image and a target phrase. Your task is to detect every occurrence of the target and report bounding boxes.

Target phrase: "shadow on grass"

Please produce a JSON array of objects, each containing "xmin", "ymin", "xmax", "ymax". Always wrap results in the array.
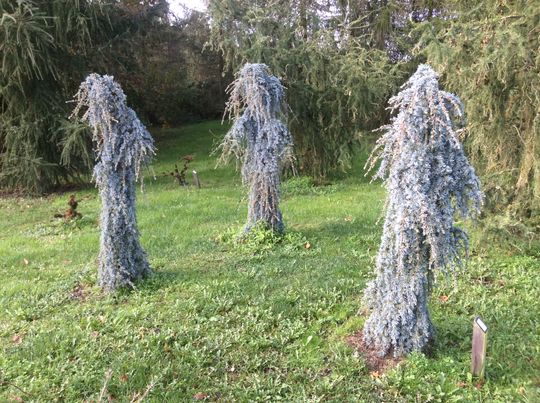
[{"xmin": 300, "ymin": 219, "xmax": 380, "ymax": 245}]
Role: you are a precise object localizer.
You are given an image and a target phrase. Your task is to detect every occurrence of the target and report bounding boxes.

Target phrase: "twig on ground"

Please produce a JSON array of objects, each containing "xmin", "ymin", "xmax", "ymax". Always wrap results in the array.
[{"xmin": 97, "ymin": 369, "xmax": 113, "ymax": 403}]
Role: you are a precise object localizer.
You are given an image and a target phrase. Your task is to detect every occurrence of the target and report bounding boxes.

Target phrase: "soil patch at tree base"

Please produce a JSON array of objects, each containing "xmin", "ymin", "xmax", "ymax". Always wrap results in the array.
[{"xmin": 346, "ymin": 329, "xmax": 402, "ymax": 373}]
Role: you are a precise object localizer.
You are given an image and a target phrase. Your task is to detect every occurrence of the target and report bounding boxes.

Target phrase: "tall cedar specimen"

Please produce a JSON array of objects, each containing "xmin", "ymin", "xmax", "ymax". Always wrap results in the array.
[
  {"xmin": 72, "ymin": 74, "xmax": 155, "ymax": 291},
  {"xmin": 219, "ymin": 63, "xmax": 293, "ymax": 233},
  {"xmin": 363, "ymin": 65, "xmax": 483, "ymax": 357}
]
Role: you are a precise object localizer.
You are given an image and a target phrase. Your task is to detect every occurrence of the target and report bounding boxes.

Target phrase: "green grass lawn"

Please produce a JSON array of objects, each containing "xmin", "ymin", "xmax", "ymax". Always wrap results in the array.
[{"xmin": 1, "ymin": 121, "xmax": 538, "ymax": 402}]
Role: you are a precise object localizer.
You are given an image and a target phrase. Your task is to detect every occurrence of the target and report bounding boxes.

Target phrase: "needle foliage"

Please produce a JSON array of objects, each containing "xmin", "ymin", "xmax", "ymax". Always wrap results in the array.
[
  {"xmin": 219, "ymin": 63, "xmax": 293, "ymax": 233},
  {"xmin": 415, "ymin": 0, "xmax": 540, "ymax": 218},
  {"xmin": 363, "ymin": 65, "xmax": 483, "ymax": 357},
  {"xmin": 72, "ymin": 74, "xmax": 155, "ymax": 291},
  {"xmin": 0, "ymin": 0, "xmax": 132, "ymax": 192},
  {"xmin": 208, "ymin": 0, "xmax": 407, "ymax": 178}
]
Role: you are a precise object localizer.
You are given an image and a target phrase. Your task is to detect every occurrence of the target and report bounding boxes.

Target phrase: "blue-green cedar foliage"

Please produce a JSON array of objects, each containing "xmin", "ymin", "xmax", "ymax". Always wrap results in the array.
[
  {"xmin": 363, "ymin": 65, "xmax": 483, "ymax": 357},
  {"xmin": 219, "ymin": 63, "xmax": 293, "ymax": 233},
  {"xmin": 72, "ymin": 74, "xmax": 155, "ymax": 291}
]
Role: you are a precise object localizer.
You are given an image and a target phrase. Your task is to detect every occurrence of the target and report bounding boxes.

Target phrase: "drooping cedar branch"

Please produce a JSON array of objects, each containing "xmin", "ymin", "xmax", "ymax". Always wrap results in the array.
[
  {"xmin": 218, "ymin": 63, "xmax": 293, "ymax": 233},
  {"xmin": 72, "ymin": 74, "xmax": 155, "ymax": 291},
  {"xmin": 363, "ymin": 65, "xmax": 483, "ymax": 357}
]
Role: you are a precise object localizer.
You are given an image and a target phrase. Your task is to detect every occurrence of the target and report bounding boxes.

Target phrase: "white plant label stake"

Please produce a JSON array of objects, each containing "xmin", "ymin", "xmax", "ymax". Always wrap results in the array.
[
  {"xmin": 192, "ymin": 170, "xmax": 201, "ymax": 189},
  {"xmin": 471, "ymin": 316, "xmax": 488, "ymax": 379}
]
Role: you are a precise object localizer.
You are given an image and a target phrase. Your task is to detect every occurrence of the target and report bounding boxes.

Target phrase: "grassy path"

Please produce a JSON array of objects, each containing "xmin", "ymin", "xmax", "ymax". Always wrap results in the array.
[{"xmin": 0, "ymin": 121, "xmax": 538, "ymax": 401}]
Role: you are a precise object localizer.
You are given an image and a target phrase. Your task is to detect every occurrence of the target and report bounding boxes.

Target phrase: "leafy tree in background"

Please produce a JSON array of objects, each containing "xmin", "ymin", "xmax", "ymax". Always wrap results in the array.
[
  {"xmin": 72, "ymin": 74, "xmax": 155, "ymax": 291},
  {"xmin": 2, "ymin": 0, "xmax": 537, "ymax": 223},
  {"xmin": 363, "ymin": 65, "xmax": 483, "ymax": 357},
  {"xmin": 415, "ymin": 0, "xmax": 540, "ymax": 218},
  {"xmin": 219, "ymin": 63, "xmax": 293, "ymax": 233}
]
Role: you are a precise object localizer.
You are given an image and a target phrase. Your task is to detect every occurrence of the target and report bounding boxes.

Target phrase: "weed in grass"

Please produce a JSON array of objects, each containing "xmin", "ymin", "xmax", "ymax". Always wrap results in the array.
[
  {"xmin": 216, "ymin": 222, "xmax": 311, "ymax": 256},
  {"xmin": 28, "ymin": 216, "xmax": 97, "ymax": 238},
  {"xmin": 281, "ymin": 176, "xmax": 341, "ymax": 197}
]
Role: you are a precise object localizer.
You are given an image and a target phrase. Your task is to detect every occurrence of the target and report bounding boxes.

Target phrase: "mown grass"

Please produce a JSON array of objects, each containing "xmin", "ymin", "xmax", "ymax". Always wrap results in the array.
[{"xmin": 0, "ymin": 121, "xmax": 538, "ymax": 402}]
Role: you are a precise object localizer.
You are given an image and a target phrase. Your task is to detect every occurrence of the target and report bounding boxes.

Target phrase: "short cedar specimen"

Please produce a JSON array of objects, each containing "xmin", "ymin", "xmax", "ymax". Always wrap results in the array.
[
  {"xmin": 72, "ymin": 74, "xmax": 155, "ymax": 291},
  {"xmin": 363, "ymin": 65, "xmax": 483, "ymax": 357},
  {"xmin": 219, "ymin": 63, "xmax": 293, "ymax": 233}
]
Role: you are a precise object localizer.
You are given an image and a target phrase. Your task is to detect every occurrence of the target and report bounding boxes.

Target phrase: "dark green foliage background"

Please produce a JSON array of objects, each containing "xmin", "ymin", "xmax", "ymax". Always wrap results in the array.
[
  {"xmin": 208, "ymin": 0, "xmax": 540, "ymax": 219},
  {"xmin": 415, "ymin": 0, "xmax": 540, "ymax": 218},
  {"xmin": 208, "ymin": 0, "xmax": 409, "ymax": 177},
  {"xmin": 0, "ymin": 0, "xmax": 135, "ymax": 192}
]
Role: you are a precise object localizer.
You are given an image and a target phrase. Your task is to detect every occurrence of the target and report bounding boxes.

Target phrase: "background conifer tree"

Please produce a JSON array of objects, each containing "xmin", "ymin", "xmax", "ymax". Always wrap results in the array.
[
  {"xmin": 415, "ymin": 0, "xmax": 540, "ymax": 217},
  {"xmin": 0, "ymin": 0, "xmax": 132, "ymax": 192},
  {"xmin": 362, "ymin": 65, "xmax": 483, "ymax": 357},
  {"xmin": 219, "ymin": 63, "xmax": 293, "ymax": 233},
  {"xmin": 72, "ymin": 74, "xmax": 155, "ymax": 291}
]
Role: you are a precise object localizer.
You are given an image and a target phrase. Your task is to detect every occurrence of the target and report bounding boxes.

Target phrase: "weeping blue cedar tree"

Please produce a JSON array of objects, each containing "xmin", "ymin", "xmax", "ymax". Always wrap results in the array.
[
  {"xmin": 218, "ymin": 63, "xmax": 293, "ymax": 233},
  {"xmin": 71, "ymin": 74, "xmax": 155, "ymax": 291},
  {"xmin": 363, "ymin": 65, "xmax": 483, "ymax": 357}
]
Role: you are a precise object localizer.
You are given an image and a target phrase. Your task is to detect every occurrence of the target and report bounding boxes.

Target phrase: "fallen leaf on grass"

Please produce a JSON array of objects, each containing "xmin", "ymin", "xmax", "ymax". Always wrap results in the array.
[
  {"xmin": 193, "ymin": 392, "xmax": 209, "ymax": 400},
  {"xmin": 70, "ymin": 284, "xmax": 86, "ymax": 301},
  {"xmin": 23, "ymin": 259, "xmax": 29, "ymax": 266},
  {"xmin": 304, "ymin": 242, "xmax": 311, "ymax": 249},
  {"xmin": 12, "ymin": 334, "xmax": 23, "ymax": 345},
  {"xmin": 439, "ymin": 295, "xmax": 449, "ymax": 303},
  {"xmin": 344, "ymin": 216, "xmax": 353, "ymax": 222}
]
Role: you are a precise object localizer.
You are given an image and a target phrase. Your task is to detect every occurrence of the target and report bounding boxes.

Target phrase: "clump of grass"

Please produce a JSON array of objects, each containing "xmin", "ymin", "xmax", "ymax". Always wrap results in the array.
[
  {"xmin": 27, "ymin": 216, "xmax": 97, "ymax": 238},
  {"xmin": 478, "ymin": 214, "xmax": 539, "ymax": 256},
  {"xmin": 281, "ymin": 176, "xmax": 340, "ymax": 196},
  {"xmin": 216, "ymin": 222, "xmax": 311, "ymax": 255}
]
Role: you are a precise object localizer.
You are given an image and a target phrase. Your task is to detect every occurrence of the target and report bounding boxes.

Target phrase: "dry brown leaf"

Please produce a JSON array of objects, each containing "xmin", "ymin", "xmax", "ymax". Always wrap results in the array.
[
  {"xmin": 439, "ymin": 295, "xmax": 449, "ymax": 303},
  {"xmin": 12, "ymin": 334, "xmax": 23, "ymax": 345}
]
